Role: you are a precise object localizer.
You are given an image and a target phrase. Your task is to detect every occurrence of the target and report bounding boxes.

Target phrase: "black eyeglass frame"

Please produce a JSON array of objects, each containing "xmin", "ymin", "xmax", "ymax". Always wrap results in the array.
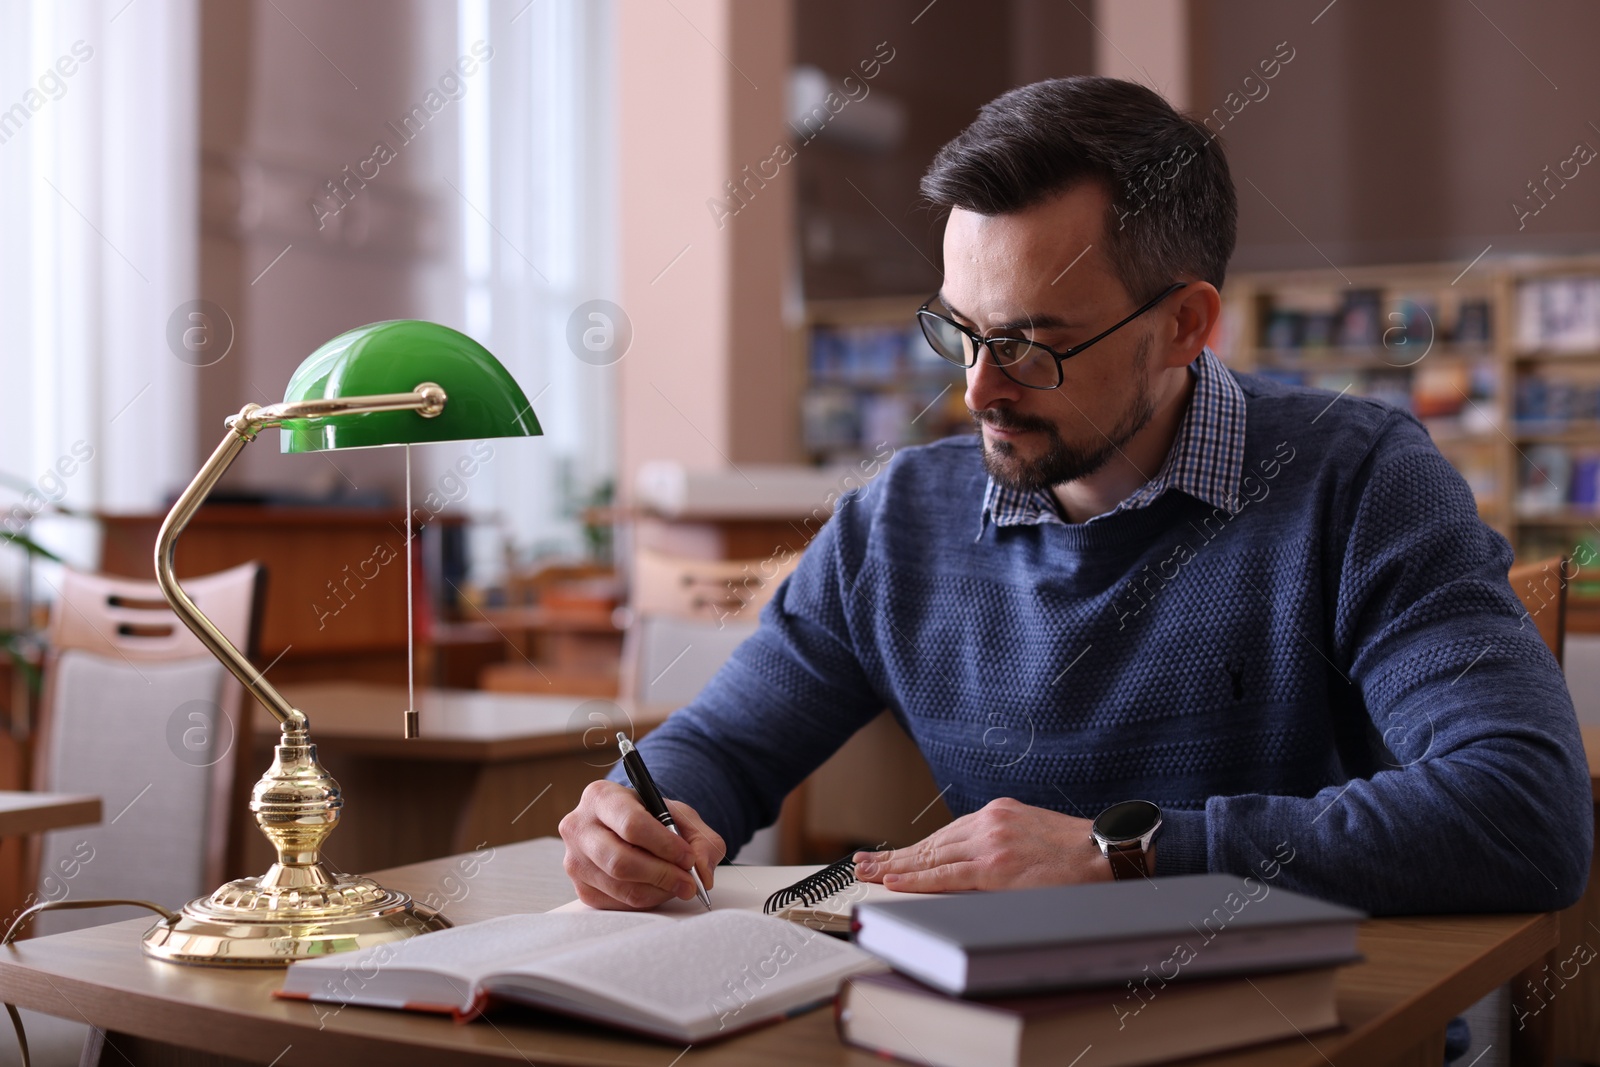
[{"xmin": 915, "ymin": 281, "xmax": 1189, "ymax": 390}]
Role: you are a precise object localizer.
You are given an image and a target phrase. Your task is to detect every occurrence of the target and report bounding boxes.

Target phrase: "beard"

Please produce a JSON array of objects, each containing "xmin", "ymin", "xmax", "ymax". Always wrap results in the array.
[{"xmin": 973, "ymin": 334, "xmax": 1155, "ymax": 493}]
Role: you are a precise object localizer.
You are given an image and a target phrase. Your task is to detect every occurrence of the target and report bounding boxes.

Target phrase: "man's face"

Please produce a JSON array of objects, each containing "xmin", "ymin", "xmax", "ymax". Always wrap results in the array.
[{"xmin": 940, "ymin": 182, "xmax": 1159, "ymax": 492}]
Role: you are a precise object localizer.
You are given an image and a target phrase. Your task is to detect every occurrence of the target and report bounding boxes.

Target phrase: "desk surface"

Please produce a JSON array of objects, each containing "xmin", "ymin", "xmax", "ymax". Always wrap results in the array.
[
  {"xmin": 0, "ymin": 837, "xmax": 1559, "ymax": 1067},
  {"xmin": 0, "ymin": 792, "xmax": 100, "ymax": 837},
  {"xmin": 265, "ymin": 683, "xmax": 671, "ymax": 761}
]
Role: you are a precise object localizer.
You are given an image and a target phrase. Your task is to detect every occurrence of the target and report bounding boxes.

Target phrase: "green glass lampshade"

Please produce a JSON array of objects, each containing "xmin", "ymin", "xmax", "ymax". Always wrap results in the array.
[{"xmin": 280, "ymin": 320, "xmax": 541, "ymax": 452}]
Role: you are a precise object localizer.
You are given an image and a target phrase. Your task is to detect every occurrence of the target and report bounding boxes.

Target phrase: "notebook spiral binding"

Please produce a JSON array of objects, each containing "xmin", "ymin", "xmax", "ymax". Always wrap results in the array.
[{"xmin": 763, "ymin": 855, "xmax": 857, "ymax": 914}]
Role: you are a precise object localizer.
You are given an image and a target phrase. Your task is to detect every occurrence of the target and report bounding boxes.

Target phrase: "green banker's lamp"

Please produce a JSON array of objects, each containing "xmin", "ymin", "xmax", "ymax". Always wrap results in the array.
[{"xmin": 142, "ymin": 320, "xmax": 540, "ymax": 966}]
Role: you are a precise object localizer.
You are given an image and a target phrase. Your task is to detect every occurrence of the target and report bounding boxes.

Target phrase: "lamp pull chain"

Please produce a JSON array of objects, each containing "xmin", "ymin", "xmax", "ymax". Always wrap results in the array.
[{"xmin": 404, "ymin": 443, "xmax": 418, "ymax": 739}]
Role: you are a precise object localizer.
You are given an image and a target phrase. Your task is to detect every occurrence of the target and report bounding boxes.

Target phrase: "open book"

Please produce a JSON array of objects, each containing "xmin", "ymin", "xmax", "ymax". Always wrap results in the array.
[
  {"xmin": 554, "ymin": 861, "xmax": 956, "ymax": 933},
  {"xmin": 278, "ymin": 909, "xmax": 886, "ymax": 1043}
]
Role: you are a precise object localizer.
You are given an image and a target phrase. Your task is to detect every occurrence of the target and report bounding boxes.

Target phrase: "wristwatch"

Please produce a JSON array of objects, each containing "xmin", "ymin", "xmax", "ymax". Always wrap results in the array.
[{"xmin": 1091, "ymin": 800, "xmax": 1162, "ymax": 881}]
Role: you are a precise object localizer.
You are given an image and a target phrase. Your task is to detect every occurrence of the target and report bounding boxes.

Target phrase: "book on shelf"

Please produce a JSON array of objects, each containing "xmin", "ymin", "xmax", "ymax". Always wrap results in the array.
[
  {"xmin": 1256, "ymin": 284, "xmax": 1490, "ymax": 354},
  {"xmin": 836, "ymin": 965, "xmax": 1341, "ymax": 1067},
  {"xmin": 277, "ymin": 909, "xmax": 886, "ymax": 1043},
  {"xmin": 1519, "ymin": 445, "xmax": 1586, "ymax": 514},
  {"xmin": 809, "ymin": 322, "xmax": 921, "ymax": 384},
  {"xmin": 1457, "ymin": 298, "xmax": 1492, "ymax": 345},
  {"xmin": 1335, "ymin": 288, "xmax": 1383, "ymax": 348},
  {"xmin": 1517, "ymin": 276, "xmax": 1600, "ymax": 352},
  {"xmin": 1515, "ymin": 363, "xmax": 1600, "ymax": 428},
  {"xmin": 851, "ymin": 873, "xmax": 1363, "ymax": 997}
]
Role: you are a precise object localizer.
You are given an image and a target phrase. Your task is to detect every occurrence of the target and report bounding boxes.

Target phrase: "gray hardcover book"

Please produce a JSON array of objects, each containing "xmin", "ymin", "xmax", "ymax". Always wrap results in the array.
[{"xmin": 851, "ymin": 873, "xmax": 1364, "ymax": 997}]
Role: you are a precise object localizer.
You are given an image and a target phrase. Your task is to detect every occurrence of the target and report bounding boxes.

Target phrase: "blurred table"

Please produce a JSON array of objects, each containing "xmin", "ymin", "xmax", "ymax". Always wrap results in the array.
[
  {"xmin": 98, "ymin": 507, "xmax": 467, "ymax": 686},
  {"xmin": 237, "ymin": 684, "xmax": 671, "ymax": 874},
  {"xmin": 0, "ymin": 792, "xmax": 100, "ymax": 837},
  {"xmin": 474, "ymin": 605, "xmax": 624, "ymax": 696}
]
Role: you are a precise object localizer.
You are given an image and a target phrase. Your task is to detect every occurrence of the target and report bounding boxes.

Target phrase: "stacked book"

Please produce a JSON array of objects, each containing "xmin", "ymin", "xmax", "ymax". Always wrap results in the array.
[{"xmin": 839, "ymin": 873, "xmax": 1364, "ymax": 1067}]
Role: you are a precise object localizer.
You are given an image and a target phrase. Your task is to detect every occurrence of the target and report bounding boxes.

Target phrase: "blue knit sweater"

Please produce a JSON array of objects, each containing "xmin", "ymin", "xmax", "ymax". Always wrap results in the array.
[{"xmin": 614, "ymin": 375, "xmax": 1593, "ymax": 915}]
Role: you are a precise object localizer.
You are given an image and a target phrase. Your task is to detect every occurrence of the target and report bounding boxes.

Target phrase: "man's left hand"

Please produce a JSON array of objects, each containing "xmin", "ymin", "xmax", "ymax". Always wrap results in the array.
[{"xmin": 853, "ymin": 797, "xmax": 1143, "ymax": 891}]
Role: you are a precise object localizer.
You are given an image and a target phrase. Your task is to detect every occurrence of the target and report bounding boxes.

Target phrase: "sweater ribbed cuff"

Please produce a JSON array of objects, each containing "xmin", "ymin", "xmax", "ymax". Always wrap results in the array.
[{"xmin": 1153, "ymin": 806, "xmax": 1208, "ymax": 877}]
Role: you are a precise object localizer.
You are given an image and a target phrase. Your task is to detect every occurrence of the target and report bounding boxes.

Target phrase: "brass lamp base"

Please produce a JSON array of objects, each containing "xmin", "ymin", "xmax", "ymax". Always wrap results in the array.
[
  {"xmin": 141, "ymin": 718, "xmax": 450, "ymax": 967},
  {"xmin": 142, "ymin": 873, "xmax": 447, "ymax": 967}
]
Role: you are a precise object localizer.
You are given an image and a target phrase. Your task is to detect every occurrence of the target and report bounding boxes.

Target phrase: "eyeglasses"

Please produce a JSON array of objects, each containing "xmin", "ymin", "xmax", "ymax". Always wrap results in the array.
[{"xmin": 916, "ymin": 281, "xmax": 1188, "ymax": 390}]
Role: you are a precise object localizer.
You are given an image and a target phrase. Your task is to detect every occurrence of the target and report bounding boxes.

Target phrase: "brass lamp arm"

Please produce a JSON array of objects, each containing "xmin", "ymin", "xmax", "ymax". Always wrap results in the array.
[
  {"xmin": 153, "ymin": 383, "xmax": 447, "ymax": 730},
  {"xmin": 245, "ymin": 383, "xmax": 445, "ymax": 429}
]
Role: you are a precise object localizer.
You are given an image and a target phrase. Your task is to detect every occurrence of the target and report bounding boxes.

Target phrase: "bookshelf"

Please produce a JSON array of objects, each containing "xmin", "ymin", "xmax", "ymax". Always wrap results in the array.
[
  {"xmin": 798, "ymin": 296, "xmax": 969, "ymax": 465},
  {"xmin": 1221, "ymin": 256, "xmax": 1600, "ymax": 631},
  {"xmin": 797, "ymin": 259, "xmax": 1600, "ymax": 629}
]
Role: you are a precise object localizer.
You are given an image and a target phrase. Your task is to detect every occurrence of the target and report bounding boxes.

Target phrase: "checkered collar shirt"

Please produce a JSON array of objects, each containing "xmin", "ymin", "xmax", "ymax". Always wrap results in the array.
[{"xmin": 978, "ymin": 347, "xmax": 1246, "ymax": 533}]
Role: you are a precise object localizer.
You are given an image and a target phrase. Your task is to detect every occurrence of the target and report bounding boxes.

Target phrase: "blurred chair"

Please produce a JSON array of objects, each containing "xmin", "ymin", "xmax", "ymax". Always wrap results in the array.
[
  {"xmin": 16, "ymin": 564, "xmax": 261, "ymax": 1067},
  {"xmin": 629, "ymin": 549, "xmax": 790, "ymax": 622},
  {"xmin": 31, "ymin": 563, "xmax": 264, "ymax": 931},
  {"xmin": 625, "ymin": 614, "xmax": 760, "ymax": 711},
  {"xmin": 621, "ymin": 547, "xmax": 951, "ymax": 864},
  {"xmin": 620, "ymin": 549, "xmax": 799, "ymax": 862},
  {"xmin": 622, "ymin": 548, "xmax": 800, "ymax": 700},
  {"xmin": 1507, "ymin": 556, "xmax": 1567, "ymax": 667},
  {"xmin": 1470, "ymin": 556, "xmax": 1571, "ymax": 1067}
]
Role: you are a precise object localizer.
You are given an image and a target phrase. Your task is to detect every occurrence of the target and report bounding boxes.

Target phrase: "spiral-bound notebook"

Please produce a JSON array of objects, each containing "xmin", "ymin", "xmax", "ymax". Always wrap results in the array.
[{"xmin": 554, "ymin": 857, "xmax": 951, "ymax": 933}]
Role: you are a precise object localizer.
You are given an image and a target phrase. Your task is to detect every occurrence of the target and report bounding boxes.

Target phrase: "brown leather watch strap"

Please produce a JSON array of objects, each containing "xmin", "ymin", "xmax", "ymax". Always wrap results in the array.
[{"xmin": 1106, "ymin": 842, "xmax": 1151, "ymax": 882}]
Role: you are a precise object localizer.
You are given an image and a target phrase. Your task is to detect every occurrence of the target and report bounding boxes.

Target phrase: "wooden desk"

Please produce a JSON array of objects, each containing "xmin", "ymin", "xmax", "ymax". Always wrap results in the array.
[
  {"xmin": 1533, "ymin": 725, "xmax": 1600, "ymax": 1064},
  {"xmin": 0, "ymin": 837, "xmax": 1561, "ymax": 1066},
  {"xmin": 233, "ymin": 684, "xmax": 670, "ymax": 876},
  {"xmin": 0, "ymin": 793, "xmax": 100, "ymax": 837}
]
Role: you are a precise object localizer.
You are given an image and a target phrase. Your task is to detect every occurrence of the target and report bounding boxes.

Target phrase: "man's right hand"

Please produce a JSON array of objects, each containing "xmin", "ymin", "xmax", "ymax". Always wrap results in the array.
[{"xmin": 558, "ymin": 779, "xmax": 726, "ymax": 910}]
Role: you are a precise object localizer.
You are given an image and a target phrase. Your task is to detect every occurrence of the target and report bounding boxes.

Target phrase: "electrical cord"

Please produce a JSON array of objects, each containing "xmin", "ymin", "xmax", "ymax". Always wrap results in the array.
[{"xmin": 1, "ymin": 898, "xmax": 179, "ymax": 1067}]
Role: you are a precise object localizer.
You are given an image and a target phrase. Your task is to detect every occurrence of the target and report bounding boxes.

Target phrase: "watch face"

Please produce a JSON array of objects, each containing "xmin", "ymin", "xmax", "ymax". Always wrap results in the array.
[{"xmin": 1094, "ymin": 800, "xmax": 1161, "ymax": 844}]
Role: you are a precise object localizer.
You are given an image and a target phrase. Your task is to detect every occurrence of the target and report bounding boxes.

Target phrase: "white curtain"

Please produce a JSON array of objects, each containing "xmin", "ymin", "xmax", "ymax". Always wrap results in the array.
[
  {"xmin": 449, "ymin": 0, "xmax": 618, "ymax": 581},
  {"xmin": 0, "ymin": 0, "xmax": 610, "ymax": 586},
  {"xmin": 0, "ymin": 0, "xmax": 198, "ymax": 577}
]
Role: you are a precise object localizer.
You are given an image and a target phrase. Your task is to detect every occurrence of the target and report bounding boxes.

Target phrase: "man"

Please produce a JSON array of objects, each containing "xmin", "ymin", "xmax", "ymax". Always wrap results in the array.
[{"xmin": 559, "ymin": 76, "xmax": 1591, "ymax": 915}]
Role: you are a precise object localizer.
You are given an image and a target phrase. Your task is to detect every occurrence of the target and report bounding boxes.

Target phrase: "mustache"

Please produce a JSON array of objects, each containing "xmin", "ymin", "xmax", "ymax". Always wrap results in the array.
[{"xmin": 970, "ymin": 408, "xmax": 1057, "ymax": 434}]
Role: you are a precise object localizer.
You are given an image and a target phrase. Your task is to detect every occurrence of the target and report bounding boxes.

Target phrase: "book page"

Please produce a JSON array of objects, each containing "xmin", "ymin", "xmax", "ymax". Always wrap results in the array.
[
  {"xmin": 490, "ymin": 910, "xmax": 886, "ymax": 1040},
  {"xmin": 283, "ymin": 911, "xmax": 668, "ymax": 1002},
  {"xmin": 552, "ymin": 864, "xmax": 944, "ymax": 921}
]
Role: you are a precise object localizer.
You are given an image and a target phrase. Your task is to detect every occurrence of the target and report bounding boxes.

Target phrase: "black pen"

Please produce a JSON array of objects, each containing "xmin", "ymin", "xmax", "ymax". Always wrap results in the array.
[{"xmin": 616, "ymin": 733, "xmax": 713, "ymax": 910}]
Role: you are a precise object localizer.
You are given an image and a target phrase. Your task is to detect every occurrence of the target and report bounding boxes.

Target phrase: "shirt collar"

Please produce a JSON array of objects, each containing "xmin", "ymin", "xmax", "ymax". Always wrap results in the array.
[{"xmin": 977, "ymin": 347, "xmax": 1246, "ymax": 535}]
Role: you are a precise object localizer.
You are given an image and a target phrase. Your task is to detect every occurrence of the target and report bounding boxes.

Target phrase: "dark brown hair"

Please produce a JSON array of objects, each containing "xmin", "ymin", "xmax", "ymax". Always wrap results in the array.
[{"xmin": 921, "ymin": 76, "xmax": 1237, "ymax": 302}]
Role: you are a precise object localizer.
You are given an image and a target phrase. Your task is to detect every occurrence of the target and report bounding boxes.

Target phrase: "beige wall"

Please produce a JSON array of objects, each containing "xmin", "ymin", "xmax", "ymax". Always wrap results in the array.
[
  {"xmin": 199, "ymin": 0, "xmax": 460, "ymax": 499},
  {"xmin": 614, "ymin": 0, "xmax": 799, "ymax": 502},
  {"xmin": 1095, "ymin": 0, "xmax": 1189, "ymax": 110},
  {"xmin": 1192, "ymin": 0, "xmax": 1600, "ymax": 271},
  {"xmin": 794, "ymin": 0, "xmax": 1095, "ymax": 301}
]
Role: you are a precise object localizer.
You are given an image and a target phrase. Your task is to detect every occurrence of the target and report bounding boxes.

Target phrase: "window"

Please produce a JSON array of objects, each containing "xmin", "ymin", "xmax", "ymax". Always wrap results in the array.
[
  {"xmin": 450, "ymin": 0, "xmax": 617, "ymax": 580},
  {"xmin": 0, "ymin": 0, "xmax": 199, "ymax": 578}
]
